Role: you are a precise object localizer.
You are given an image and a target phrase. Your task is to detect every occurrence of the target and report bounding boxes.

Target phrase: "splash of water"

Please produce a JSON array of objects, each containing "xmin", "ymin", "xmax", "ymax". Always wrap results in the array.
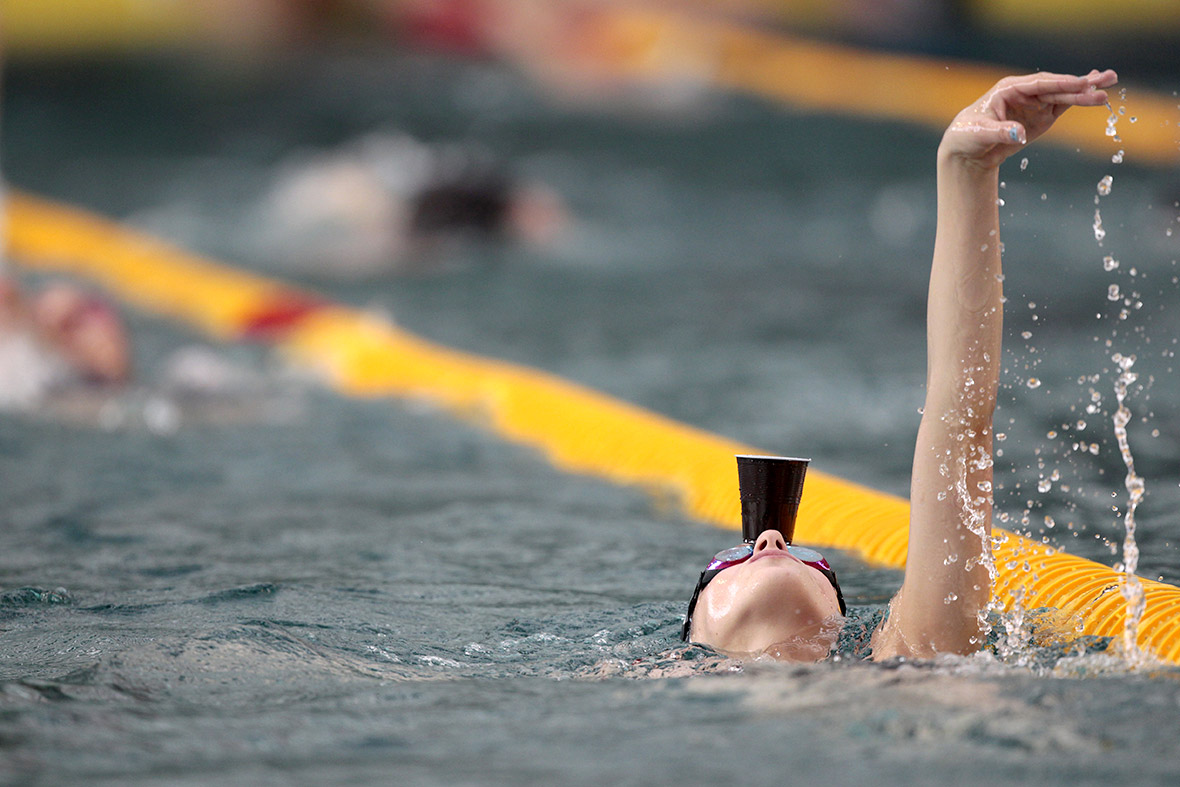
[
  {"xmin": 1111, "ymin": 352, "xmax": 1148, "ymax": 666},
  {"xmin": 997, "ymin": 585, "xmax": 1033, "ymax": 666}
]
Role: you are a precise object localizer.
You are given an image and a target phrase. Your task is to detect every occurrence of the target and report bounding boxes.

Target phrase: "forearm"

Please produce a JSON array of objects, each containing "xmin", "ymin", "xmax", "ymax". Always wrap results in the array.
[{"xmin": 928, "ymin": 146, "xmax": 1004, "ymax": 403}]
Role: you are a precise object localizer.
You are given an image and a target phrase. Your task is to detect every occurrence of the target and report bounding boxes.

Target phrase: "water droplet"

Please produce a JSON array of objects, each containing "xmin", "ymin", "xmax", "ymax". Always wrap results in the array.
[
  {"xmin": 996, "ymin": 432, "xmax": 1007, "ymax": 441},
  {"xmin": 1103, "ymin": 255, "xmax": 1119, "ymax": 271},
  {"xmin": 1038, "ymin": 478, "xmax": 1052, "ymax": 493},
  {"xmin": 980, "ymin": 244, "xmax": 989, "ymax": 252},
  {"xmin": 1129, "ymin": 116, "xmax": 1138, "ymax": 123},
  {"xmin": 1097, "ymin": 175, "xmax": 1113, "ymax": 196},
  {"xmin": 1021, "ymin": 330, "xmax": 1032, "ymax": 339},
  {"xmin": 1020, "ymin": 157, "xmax": 1029, "ymax": 171},
  {"xmin": 1112, "ymin": 149, "xmax": 1124, "ymax": 163},
  {"xmin": 1108, "ymin": 283, "xmax": 1122, "ymax": 300},
  {"xmin": 1106, "ymin": 112, "xmax": 1119, "ymax": 136},
  {"xmin": 1094, "ymin": 209, "xmax": 1106, "ymax": 242},
  {"xmin": 1026, "ymin": 378, "xmax": 1042, "ymax": 389},
  {"xmin": 1041, "ymin": 193, "xmax": 1048, "ymax": 201},
  {"xmin": 943, "ymin": 592, "xmax": 959, "ymax": 604},
  {"xmin": 1077, "ymin": 419, "xmax": 1086, "ymax": 430}
]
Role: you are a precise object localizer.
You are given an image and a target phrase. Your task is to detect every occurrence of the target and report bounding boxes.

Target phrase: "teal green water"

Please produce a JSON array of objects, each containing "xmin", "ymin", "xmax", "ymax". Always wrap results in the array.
[{"xmin": 3, "ymin": 52, "xmax": 1180, "ymax": 785}]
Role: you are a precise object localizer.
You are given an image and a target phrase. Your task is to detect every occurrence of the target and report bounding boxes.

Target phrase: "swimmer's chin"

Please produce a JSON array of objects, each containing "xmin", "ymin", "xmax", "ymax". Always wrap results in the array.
[{"xmin": 709, "ymin": 614, "xmax": 844, "ymax": 663}]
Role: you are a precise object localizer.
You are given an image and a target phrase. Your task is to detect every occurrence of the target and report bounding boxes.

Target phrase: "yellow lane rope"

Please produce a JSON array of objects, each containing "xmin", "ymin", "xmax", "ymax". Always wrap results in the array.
[
  {"xmin": 572, "ymin": 7, "xmax": 1179, "ymax": 166},
  {"xmin": 9, "ymin": 190, "xmax": 1180, "ymax": 663},
  {"xmin": 0, "ymin": 0, "xmax": 209, "ymax": 56}
]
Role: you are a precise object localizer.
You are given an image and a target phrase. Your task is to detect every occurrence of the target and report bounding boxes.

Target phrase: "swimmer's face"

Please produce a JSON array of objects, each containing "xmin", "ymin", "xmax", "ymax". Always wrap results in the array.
[
  {"xmin": 32, "ymin": 285, "xmax": 131, "ymax": 384},
  {"xmin": 689, "ymin": 530, "xmax": 844, "ymax": 660},
  {"xmin": 0, "ymin": 278, "xmax": 24, "ymax": 327}
]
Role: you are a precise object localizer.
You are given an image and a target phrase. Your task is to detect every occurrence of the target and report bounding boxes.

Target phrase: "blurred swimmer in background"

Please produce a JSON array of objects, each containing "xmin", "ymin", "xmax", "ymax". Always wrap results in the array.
[
  {"xmin": 0, "ymin": 272, "xmax": 304, "ymax": 429},
  {"xmin": 682, "ymin": 69, "xmax": 1120, "ymax": 662},
  {"xmin": 0, "ymin": 275, "xmax": 131, "ymax": 409},
  {"xmin": 253, "ymin": 132, "xmax": 567, "ymax": 276}
]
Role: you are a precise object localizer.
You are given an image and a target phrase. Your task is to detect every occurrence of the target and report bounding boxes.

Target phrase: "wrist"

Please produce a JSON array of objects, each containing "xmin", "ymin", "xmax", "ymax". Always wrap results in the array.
[
  {"xmin": 937, "ymin": 146, "xmax": 1001, "ymax": 196},
  {"xmin": 936, "ymin": 143, "xmax": 1002, "ymax": 179}
]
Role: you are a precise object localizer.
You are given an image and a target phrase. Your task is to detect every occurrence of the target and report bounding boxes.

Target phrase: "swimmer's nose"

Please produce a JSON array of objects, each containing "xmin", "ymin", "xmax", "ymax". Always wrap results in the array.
[{"xmin": 753, "ymin": 529, "xmax": 788, "ymax": 553}]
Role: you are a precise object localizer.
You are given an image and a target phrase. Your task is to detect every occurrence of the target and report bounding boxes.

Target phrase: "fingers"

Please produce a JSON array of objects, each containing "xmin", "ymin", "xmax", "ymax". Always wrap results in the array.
[
  {"xmin": 981, "ymin": 70, "xmax": 1117, "ymax": 125},
  {"xmin": 997, "ymin": 74, "xmax": 1104, "ymax": 107},
  {"xmin": 1086, "ymin": 68, "xmax": 1119, "ymax": 89}
]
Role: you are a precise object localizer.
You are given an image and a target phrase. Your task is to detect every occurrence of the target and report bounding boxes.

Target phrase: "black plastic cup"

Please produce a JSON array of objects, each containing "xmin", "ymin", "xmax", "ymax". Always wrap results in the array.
[{"xmin": 736, "ymin": 455, "xmax": 809, "ymax": 544}]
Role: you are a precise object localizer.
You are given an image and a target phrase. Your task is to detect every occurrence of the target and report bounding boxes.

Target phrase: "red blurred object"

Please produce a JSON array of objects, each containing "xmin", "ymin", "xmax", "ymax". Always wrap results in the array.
[
  {"xmin": 239, "ymin": 292, "xmax": 326, "ymax": 341},
  {"xmin": 396, "ymin": 0, "xmax": 497, "ymax": 56}
]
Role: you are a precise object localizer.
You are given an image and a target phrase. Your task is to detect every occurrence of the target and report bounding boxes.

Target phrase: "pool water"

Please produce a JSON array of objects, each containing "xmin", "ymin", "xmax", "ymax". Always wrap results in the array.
[{"xmin": 3, "ymin": 51, "xmax": 1180, "ymax": 785}]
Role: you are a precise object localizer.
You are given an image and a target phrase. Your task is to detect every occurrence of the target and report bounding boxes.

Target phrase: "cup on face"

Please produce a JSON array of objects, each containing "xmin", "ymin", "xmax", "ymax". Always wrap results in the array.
[{"xmin": 736, "ymin": 455, "xmax": 809, "ymax": 544}]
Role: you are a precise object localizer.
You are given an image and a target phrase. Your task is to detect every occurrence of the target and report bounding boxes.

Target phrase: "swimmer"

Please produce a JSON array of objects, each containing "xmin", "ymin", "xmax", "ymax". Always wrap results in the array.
[
  {"xmin": 254, "ymin": 132, "xmax": 567, "ymax": 276},
  {"xmin": 0, "ymin": 275, "xmax": 131, "ymax": 408},
  {"xmin": 683, "ymin": 69, "xmax": 1120, "ymax": 661}
]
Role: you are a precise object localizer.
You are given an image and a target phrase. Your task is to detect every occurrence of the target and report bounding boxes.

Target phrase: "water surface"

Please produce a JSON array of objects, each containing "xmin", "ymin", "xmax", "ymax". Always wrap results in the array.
[{"xmin": 3, "ymin": 51, "xmax": 1180, "ymax": 785}]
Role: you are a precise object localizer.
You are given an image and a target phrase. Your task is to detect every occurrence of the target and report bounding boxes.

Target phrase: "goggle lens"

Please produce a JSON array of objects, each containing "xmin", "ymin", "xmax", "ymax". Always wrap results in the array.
[{"xmin": 704, "ymin": 543, "xmax": 831, "ymax": 573}]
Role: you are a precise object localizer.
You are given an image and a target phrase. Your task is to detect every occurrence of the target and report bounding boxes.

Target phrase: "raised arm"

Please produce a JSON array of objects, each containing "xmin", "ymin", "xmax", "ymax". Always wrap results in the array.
[{"xmin": 872, "ymin": 70, "xmax": 1118, "ymax": 660}]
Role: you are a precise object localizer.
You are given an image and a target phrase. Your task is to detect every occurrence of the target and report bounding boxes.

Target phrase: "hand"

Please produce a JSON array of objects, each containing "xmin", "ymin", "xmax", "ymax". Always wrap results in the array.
[{"xmin": 940, "ymin": 69, "xmax": 1118, "ymax": 170}]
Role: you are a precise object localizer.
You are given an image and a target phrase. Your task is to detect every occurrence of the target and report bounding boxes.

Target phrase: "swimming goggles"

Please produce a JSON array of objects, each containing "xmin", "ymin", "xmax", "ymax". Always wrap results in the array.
[{"xmin": 680, "ymin": 542, "xmax": 846, "ymax": 641}]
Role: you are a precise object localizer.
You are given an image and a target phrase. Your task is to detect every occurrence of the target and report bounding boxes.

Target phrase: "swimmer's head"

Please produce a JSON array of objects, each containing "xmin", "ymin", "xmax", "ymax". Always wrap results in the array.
[
  {"xmin": 505, "ymin": 182, "xmax": 568, "ymax": 247},
  {"xmin": 682, "ymin": 456, "xmax": 846, "ymax": 660},
  {"xmin": 0, "ymin": 277, "xmax": 25, "ymax": 328},
  {"xmin": 32, "ymin": 285, "xmax": 131, "ymax": 385}
]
